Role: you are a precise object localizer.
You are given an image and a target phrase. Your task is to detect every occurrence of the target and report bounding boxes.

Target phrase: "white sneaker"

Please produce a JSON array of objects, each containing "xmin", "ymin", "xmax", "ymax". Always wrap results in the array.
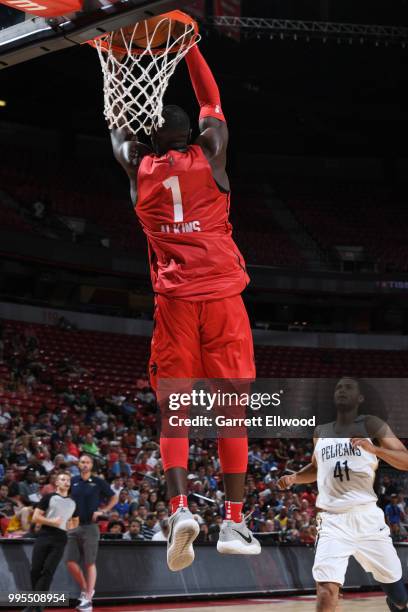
[
  {"xmin": 76, "ymin": 600, "xmax": 92, "ymax": 612},
  {"xmin": 76, "ymin": 590, "xmax": 94, "ymax": 611},
  {"xmin": 76, "ymin": 592, "xmax": 87, "ymax": 609},
  {"xmin": 217, "ymin": 518, "xmax": 261, "ymax": 555},
  {"xmin": 167, "ymin": 507, "xmax": 199, "ymax": 572}
]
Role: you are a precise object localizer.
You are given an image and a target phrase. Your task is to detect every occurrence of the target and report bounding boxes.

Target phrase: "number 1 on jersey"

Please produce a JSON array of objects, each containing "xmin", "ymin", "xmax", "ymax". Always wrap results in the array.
[
  {"xmin": 163, "ymin": 176, "xmax": 184, "ymax": 223},
  {"xmin": 333, "ymin": 460, "xmax": 350, "ymax": 482}
]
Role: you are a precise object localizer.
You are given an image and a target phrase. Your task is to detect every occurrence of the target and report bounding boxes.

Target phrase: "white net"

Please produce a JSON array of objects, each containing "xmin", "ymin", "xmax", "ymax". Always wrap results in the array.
[{"xmin": 92, "ymin": 14, "xmax": 201, "ymax": 136}]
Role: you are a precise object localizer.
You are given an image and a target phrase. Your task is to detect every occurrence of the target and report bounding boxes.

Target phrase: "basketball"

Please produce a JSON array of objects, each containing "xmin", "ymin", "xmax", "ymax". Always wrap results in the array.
[
  {"xmin": 133, "ymin": 15, "xmax": 175, "ymax": 49},
  {"xmin": 111, "ymin": 15, "xmax": 175, "ymax": 52}
]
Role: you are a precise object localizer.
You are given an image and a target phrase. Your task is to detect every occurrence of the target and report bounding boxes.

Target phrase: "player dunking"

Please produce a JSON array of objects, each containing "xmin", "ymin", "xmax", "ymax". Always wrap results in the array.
[
  {"xmin": 278, "ymin": 377, "xmax": 408, "ymax": 612},
  {"xmin": 110, "ymin": 41, "xmax": 260, "ymax": 571}
]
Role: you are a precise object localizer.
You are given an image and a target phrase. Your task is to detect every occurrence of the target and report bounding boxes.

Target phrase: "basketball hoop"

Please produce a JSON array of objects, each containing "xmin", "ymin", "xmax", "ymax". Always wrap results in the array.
[{"xmin": 87, "ymin": 10, "xmax": 200, "ymax": 136}]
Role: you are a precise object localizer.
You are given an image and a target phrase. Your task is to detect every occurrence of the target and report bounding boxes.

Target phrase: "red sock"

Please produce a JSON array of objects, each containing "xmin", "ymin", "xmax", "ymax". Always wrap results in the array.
[
  {"xmin": 225, "ymin": 500, "xmax": 243, "ymax": 523},
  {"xmin": 170, "ymin": 495, "xmax": 188, "ymax": 514}
]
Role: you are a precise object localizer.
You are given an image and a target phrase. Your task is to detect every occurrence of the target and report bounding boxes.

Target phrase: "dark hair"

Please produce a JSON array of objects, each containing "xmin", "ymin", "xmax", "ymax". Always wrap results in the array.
[
  {"xmin": 336, "ymin": 376, "xmax": 361, "ymax": 389},
  {"xmin": 8, "ymin": 482, "xmax": 20, "ymax": 497},
  {"xmin": 108, "ymin": 520, "xmax": 124, "ymax": 532},
  {"xmin": 79, "ymin": 454, "xmax": 94, "ymax": 465},
  {"xmin": 336, "ymin": 377, "xmax": 388, "ymax": 420},
  {"xmin": 161, "ymin": 105, "xmax": 190, "ymax": 133}
]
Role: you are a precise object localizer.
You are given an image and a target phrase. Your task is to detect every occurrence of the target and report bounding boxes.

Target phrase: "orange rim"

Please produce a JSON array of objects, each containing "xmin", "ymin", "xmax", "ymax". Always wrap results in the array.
[{"xmin": 86, "ymin": 10, "xmax": 199, "ymax": 56}]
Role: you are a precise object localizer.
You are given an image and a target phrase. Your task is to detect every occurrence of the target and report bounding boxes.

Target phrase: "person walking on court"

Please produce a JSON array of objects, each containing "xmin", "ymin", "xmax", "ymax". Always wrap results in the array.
[
  {"xmin": 66, "ymin": 454, "xmax": 118, "ymax": 612},
  {"xmin": 23, "ymin": 470, "xmax": 78, "ymax": 612},
  {"xmin": 278, "ymin": 377, "xmax": 408, "ymax": 612}
]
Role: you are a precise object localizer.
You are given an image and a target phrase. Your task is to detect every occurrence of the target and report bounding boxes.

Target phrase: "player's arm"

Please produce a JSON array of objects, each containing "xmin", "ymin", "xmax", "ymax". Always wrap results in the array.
[
  {"xmin": 352, "ymin": 418, "xmax": 408, "ymax": 471},
  {"xmin": 107, "ymin": 56, "xmax": 151, "ymax": 198},
  {"xmin": 277, "ymin": 439, "xmax": 318, "ymax": 488},
  {"xmin": 111, "ymin": 128, "xmax": 152, "ymax": 202},
  {"xmin": 184, "ymin": 45, "xmax": 228, "ymax": 165},
  {"xmin": 110, "ymin": 128, "xmax": 151, "ymax": 177},
  {"xmin": 277, "ymin": 457, "xmax": 318, "ymax": 489}
]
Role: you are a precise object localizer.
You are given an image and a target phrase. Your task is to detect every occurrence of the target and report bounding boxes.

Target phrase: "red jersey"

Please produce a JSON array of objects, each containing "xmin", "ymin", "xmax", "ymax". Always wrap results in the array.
[{"xmin": 135, "ymin": 144, "xmax": 249, "ymax": 301}]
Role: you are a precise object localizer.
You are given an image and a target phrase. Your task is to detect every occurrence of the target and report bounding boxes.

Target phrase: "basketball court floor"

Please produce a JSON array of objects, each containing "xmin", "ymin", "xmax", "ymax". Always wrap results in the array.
[{"xmin": 42, "ymin": 592, "xmax": 389, "ymax": 611}]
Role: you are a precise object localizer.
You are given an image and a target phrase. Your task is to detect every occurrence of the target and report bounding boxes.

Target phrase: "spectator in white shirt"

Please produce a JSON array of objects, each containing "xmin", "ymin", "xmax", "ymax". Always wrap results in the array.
[
  {"xmin": 125, "ymin": 477, "xmax": 139, "ymax": 503},
  {"xmin": 146, "ymin": 450, "xmax": 158, "ymax": 470},
  {"xmin": 0, "ymin": 407, "xmax": 11, "ymax": 426},
  {"xmin": 152, "ymin": 519, "xmax": 169, "ymax": 541},
  {"xmin": 111, "ymin": 476, "xmax": 124, "ymax": 497}
]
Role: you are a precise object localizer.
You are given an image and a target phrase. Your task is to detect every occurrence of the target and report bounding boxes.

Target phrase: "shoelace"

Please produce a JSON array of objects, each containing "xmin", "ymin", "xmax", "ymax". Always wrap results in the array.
[{"xmin": 243, "ymin": 510, "xmax": 254, "ymax": 524}]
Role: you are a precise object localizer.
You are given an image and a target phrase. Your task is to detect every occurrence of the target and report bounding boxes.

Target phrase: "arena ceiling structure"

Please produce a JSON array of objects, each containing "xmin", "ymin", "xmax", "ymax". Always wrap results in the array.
[
  {"xmin": 0, "ymin": 0, "xmax": 407, "ymax": 156},
  {"xmin": 0, "ymin": 0, "xmax": 197, "ymax": 68},
  {"xmin": 1, "ymin": 0, "xmax": 408, "ymax": 68}
]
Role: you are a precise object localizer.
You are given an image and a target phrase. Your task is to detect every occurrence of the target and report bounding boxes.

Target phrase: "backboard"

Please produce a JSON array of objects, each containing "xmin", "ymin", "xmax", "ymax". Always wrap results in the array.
[{"xmin": 0, "ymin": 0, "xmax": 205, "ymax": 68}]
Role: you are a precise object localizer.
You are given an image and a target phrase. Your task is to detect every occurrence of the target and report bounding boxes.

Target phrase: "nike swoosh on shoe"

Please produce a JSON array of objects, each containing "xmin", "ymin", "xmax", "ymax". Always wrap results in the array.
[{"xmin": 232, "ymin": 529, "xmax": 252, "ymax": 543}]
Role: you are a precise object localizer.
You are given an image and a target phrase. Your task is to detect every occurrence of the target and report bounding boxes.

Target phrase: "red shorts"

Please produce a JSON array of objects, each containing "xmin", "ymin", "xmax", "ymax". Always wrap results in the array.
[{"xmin": 149, "ymin": 294, "xmax": 255, "ymax": 390}]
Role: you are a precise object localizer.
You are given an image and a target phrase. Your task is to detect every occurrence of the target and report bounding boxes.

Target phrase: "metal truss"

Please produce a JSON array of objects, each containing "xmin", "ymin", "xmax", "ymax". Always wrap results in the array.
[{"xmin": 207, "ymin": 16, "xmax": 408, "ymax": 43}]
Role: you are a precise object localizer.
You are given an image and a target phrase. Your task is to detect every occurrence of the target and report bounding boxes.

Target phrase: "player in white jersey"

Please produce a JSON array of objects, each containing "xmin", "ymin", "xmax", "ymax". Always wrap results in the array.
[{"xmin": 278, "ymin": 377, "xmax": 408, "ymax": 612}]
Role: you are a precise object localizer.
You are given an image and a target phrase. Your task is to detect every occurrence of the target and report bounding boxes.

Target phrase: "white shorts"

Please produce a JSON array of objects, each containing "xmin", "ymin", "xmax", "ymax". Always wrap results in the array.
[{"xmin": 313, "ymin": 502, "xmax": 402, "ymax": 585}]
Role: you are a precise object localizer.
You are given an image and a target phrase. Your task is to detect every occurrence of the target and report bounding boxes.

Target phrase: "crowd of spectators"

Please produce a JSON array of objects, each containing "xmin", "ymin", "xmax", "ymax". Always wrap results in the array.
[{"xmin": 1, "ymin": 320, "xmax": 407, "ymax": 545}]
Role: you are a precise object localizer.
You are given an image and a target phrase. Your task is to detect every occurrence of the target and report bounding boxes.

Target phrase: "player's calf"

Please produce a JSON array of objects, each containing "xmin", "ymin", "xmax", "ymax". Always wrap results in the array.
[
  {"xmin": 382, "ymin": 579, "xmax": 408, "ymax": 611},
  {"xmin": 316, "ymin": 582, "xmax": 340, "ymax": 612}
]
